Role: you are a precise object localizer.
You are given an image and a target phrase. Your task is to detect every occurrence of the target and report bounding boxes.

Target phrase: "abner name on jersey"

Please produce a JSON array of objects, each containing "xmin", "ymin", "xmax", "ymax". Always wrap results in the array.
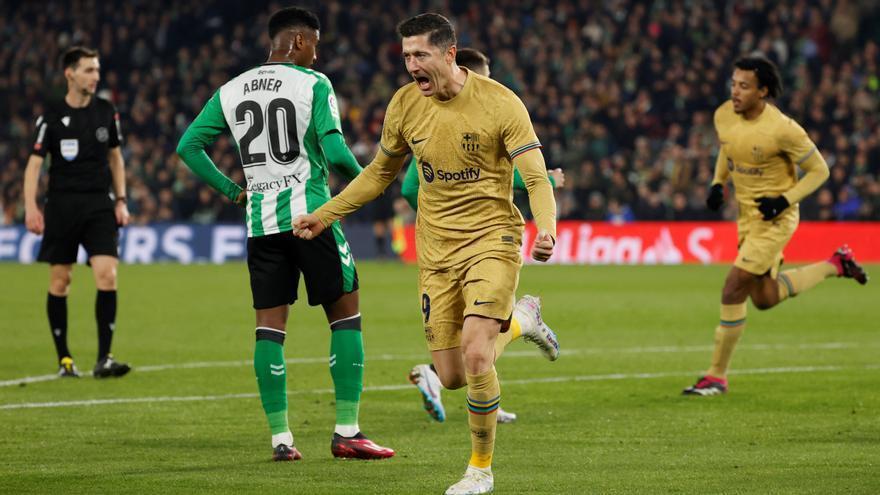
[{"xmin": 243, "ymin": 78, "xmax": 283, "ymax": 95}]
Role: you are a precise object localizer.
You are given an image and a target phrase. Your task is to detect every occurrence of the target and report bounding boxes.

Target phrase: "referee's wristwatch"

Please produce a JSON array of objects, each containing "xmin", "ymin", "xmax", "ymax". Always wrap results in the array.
[{"xmin": 115, "ymin": 196, "xmax": 127, "ymax": 203}]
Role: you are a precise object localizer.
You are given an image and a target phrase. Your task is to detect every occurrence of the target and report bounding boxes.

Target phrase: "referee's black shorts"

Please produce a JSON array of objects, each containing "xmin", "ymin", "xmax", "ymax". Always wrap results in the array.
[
  {"xmin": 38, "ymin": 193, "xmax": 119, "ymax": 264},
  {"xmin": 246, "ymin": 226, "xmax": 359, "ymax": 310}
]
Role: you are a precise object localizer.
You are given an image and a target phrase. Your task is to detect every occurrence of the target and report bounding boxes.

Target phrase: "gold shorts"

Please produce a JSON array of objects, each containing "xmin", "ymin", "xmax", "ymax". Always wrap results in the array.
[
  {"xmin": 735, "ymin": 211, "xmax": 798, "ymax": 277},
  {"xmin": 418, "ymin": 251, "xmax": 521, "ymax": 351}
]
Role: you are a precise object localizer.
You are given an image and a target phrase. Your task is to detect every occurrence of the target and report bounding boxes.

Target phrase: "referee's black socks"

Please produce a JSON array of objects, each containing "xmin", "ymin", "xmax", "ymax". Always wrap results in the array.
[
  {"xmin": 47, "ymin": 293, "xmax": 70, "ymax": 361},
  {"xmin": 95, "ymin": 290, "xmax": 117, "ymax": 361}
]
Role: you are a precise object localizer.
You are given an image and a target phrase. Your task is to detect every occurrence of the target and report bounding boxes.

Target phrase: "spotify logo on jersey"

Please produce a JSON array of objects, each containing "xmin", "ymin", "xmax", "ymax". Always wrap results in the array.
[{"xmin": 422, "ymin": 162, "xmax": 435, "ymax": 183}]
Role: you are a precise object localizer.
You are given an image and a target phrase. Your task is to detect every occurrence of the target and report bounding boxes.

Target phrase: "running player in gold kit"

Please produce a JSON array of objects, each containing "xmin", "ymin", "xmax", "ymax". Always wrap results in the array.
[
  {"xmin": 293, "ymin": 13, "xmax": 558, "ymax": 495},
  {"xmin": 405, "ymin": 47, "xmax": 564, "ymax": 427},
  {"xmin": 683, "ymin": 56, "xmax": 868, "ymax": 397}
]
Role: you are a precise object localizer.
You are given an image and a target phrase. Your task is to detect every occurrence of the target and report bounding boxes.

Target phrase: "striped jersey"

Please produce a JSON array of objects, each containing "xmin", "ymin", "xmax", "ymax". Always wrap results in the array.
[{"xmin": 187, "ymin": 63, "xmax": 343, "ymax": 237}]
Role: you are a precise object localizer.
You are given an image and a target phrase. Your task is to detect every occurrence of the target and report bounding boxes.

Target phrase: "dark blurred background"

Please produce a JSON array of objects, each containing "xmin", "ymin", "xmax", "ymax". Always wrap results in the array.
[{"xmin": 2, "ymin": 0, "xmax": 880, "ymax": 227}]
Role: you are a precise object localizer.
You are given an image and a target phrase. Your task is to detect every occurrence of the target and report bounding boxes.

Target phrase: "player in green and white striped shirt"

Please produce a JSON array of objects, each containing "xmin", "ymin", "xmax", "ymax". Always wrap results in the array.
[{"xmin": 176, "ymin": 7, "xmax": 393, "ymax": 462}]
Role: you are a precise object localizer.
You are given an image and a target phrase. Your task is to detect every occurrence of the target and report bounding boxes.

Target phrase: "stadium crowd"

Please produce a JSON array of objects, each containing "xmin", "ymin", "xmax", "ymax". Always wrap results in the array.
[{"xmin": 2, "ymin": 0, "xmax": 880, "ymax": 225}]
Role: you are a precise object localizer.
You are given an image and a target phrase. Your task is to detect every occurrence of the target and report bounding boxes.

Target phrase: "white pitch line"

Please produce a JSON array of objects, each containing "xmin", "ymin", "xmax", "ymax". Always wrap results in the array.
[
  {"xmin": 0, "ymin": 392, "xmax": 263, "ymax": 410},
  {"xmin": 1, "ymin": 341, "xmax": 876, "ymax": 389},
  {"xmin": 500, "ymin": 364, "xmax": 880, "ymax": 386},
  {"xmin": 2, "ymin": 364, "xmax": 878, "ymax": 411},
  {"xmin": 0, "ymin": 374, "xmax": 63, "ymax": 387}
]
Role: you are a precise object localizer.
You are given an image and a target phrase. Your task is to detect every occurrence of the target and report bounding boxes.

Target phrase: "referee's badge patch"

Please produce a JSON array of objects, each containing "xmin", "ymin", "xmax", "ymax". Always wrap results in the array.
[
  {"xmin": 96, "ymin": 127, "xmax": 109, "ymax": 143},
  {"xmin": 60, "ymin": 139, "xmax": 79, "ymax": 161}
]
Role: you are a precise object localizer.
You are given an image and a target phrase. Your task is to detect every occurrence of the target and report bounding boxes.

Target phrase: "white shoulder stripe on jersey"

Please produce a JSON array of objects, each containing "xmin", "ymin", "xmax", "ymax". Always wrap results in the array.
[{"xmin": 36, "ymin": 122, "xmax": 47, "ymax": 145}]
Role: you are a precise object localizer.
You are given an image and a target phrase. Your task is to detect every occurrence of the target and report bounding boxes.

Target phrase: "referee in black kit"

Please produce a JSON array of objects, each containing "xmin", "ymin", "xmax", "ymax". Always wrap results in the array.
[{"xmin": 23, "ymin": 47, "xmax": 131, "ymax": 379}]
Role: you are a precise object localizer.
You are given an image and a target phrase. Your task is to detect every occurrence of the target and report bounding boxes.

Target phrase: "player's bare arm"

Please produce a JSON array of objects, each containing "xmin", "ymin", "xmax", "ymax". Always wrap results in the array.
[
  {"xmin": 23, "ymin": 154, "xmax": 45, "ymax": 235},
  {"xmin": 107, "ymin": 147, "xmax": 129, "ymax": 226}
]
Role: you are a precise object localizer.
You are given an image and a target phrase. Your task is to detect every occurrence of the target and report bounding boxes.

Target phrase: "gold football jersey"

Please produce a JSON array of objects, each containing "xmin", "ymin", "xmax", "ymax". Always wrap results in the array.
[
  {"xmin": 380, "ymin": 69, "xmax": 544, "ymax": 268},
  {"xmin": 714, "ymin": 100, "xmax": 822, "ymax": 220}
]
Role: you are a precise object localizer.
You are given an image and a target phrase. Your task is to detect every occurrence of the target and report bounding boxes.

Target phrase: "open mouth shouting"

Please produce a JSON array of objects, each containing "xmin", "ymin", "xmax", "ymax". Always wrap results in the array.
[{"xmin": 413, "ymin": 74, "xmax": 432, "ymax": 93}]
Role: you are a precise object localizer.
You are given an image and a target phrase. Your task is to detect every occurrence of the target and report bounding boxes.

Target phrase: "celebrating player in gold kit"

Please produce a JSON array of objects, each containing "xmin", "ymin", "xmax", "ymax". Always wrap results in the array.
[
  {"xmin": 293, "ymin": 13, "xmax": 559, "ymax": 495},
  {"xmin": 683, "ymin": 56, "xmax": 868, "ymax": 397},
  {"xmin": 404, "ymin": 47, "xmax": 565, "ymax": 427}
]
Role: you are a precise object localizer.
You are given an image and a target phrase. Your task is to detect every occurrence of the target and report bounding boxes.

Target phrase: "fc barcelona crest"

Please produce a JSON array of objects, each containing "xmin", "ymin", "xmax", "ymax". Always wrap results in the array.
[
  {"xmin": 461, "ymin": 132, "xmax": 480, "ymax": 152},
  {"xmin": 751, "ymin": 145, "xmax": 765, "ymax": 163}
]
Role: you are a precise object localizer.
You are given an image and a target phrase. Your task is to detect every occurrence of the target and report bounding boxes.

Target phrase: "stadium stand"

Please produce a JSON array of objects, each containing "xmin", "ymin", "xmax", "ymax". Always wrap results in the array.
[{"xmin": 2, "ymin": 0, "xmax": 879, "ymax": 225}]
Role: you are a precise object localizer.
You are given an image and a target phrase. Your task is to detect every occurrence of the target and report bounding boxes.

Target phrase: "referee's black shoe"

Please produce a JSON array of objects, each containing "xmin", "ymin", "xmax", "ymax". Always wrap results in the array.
[
  {"xmin": 58, "ymin": 357, "xmax": 81, "ymax": 378},
  {"xmin": 93, "ymin": 355, "xmax": 131, "ymax": 379}
]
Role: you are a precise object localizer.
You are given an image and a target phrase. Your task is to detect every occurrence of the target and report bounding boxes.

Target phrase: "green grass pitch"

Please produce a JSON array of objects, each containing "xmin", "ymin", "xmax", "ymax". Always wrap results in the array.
[{"xmin": 1, "ymin": 261, "xmax": 878, "ymax": 494}]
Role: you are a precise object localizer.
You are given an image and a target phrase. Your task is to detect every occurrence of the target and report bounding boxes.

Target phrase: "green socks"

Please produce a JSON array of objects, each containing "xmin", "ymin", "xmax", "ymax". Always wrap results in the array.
[
  {"xmin": 254, "ymin": 328, "xmax": 289, "ymax": 438},
  {"xmin": 254, "ymin": 316, "xmax": 365, "ymax": 443},
  {"xmin": 330, "ymin": 314, "xmax": 365, "ymax": 436}
]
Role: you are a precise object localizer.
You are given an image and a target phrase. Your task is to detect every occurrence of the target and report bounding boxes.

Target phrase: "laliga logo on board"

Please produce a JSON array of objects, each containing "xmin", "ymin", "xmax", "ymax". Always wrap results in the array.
[{"xmin": 523, "ymin": 224, "xmax": 716, "ymax": 265}]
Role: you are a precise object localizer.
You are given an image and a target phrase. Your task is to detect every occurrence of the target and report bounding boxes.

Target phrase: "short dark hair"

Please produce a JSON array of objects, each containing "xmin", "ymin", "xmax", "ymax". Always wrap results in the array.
[
  {"xmin": 397, "ymin": 13, "xmax": 456, "ymax": 49},
  {"xmin": 456, "ymin": 48, "xmax": 489, "ymax": 72},
  {"xmin": 268, "ymin": 7, "xmax": 320, "ymax": 39},
  {"xmin": 734, "ymin": 55, "xmax": 782, "ymax": 98},
  {"xmin": 62, "ymin": 46, "xmax": 98, "ymax": 70}
]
